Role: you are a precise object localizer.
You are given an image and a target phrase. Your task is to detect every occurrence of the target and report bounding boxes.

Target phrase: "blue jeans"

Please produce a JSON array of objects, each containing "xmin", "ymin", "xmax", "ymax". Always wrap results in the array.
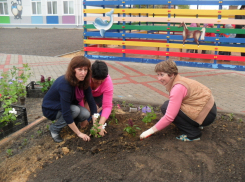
[{"xmin": 50, "ymin": 105, "xmax": 90, "ymax": 133}]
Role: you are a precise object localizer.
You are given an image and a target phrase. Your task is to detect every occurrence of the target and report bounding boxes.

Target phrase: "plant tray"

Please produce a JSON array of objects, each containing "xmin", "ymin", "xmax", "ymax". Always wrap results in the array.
[
  {"xmin": 26, "ymin": 81, "xmax": 46, "ymax": 98},
  {"xmin": 0, "ymin": 105, "xmax": 28, "ymax": 140}
]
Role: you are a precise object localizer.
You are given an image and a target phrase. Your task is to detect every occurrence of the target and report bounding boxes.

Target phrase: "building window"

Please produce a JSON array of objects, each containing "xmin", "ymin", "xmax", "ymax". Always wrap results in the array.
[
  {"xmin": 63, "ymin": 1, "xmax": 74, "ymax": 15},
  {"xmin": 32, "ymin": 1, "xmax": 42, "ymax": 15},
  {"xmin": 0, "ymin": 1, "xmax": 8, "ymax": 15},
  {"xmin": 47, "ymin": 0, "xmax": 57, "ymax": 15}
]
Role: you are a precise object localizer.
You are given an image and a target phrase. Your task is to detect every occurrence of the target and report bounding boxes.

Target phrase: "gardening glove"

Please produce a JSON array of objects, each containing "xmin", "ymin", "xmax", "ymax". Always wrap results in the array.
[{"xmin": 140, "ymin": 127, "xmax": 155, "ymax": 140}]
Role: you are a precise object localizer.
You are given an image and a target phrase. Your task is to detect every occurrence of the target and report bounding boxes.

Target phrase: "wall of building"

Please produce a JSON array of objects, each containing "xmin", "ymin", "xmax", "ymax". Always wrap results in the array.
[{"xmin": 0, "ymin": 0, "xmax": 84, "ymax": 28}]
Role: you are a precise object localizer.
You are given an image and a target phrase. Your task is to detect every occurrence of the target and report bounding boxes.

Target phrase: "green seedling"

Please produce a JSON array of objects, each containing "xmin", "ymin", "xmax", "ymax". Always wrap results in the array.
[
  {"xmin": 142, "ymin": 106, "xmax": 157, "ymax": 123},
  {"xmin": 122, "ymin": 101, "xmax": 126, "ymax": 107},
  {"xmin": 124, "ymin": 119, "xmax": 141, "ymax": 137},
  {"xmin": 228, "ymin": 113, "xmax": 234, "ymax": 121},
  {"xmin": 109, "ymin": 107, "xmax": 118, "ymax": 124},
  {"xmin": 90, "ymin": 123, "xmax": 102, "ymax": 138},
  {"xmin": 22, "ymin": 138, "xmax": 28, "ymax": 146},
  {"xmin": 238, "ymin": 118, "xmax": 243, "ymax": 122},
  {"xmin": 128, "ymin": 103, "xmax": 134, "ymax": 107},
  {"xmin": 37, "ymin": 130, "xmax": 42, "ymax": 136},
  {"xmin": 46, "ymin": 125, "xmax": 50, "ymax": 130},
  {"xmin": 6, "ymin": 149, "xmax": 13, "ymax": 156},
  {"xmin": 51, "ymin": 120, "xmax": 55, "ymax": 124},
  {"xmin": 31, "ymin": 135, "xmax": 34, "ymax": 139}
]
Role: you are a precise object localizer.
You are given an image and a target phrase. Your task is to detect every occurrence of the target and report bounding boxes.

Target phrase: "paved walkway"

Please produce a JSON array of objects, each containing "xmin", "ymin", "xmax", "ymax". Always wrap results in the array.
[{"xmin": 0, "ymin": 53, "xmax": 245, "ymax": 115}]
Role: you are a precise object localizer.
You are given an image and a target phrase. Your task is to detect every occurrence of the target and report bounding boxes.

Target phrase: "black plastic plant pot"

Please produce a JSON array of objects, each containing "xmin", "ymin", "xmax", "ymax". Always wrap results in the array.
[
  {"xmin": 26, "ymin": 81, "xmax": 47, "ymax": 98},
  {"xmin": 0, "ymin": 105, "xmax": 28, "ymax": 140}
]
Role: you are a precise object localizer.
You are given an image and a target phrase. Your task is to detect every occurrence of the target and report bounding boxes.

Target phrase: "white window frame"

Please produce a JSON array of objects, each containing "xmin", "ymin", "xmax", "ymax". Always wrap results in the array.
[
  {"xmin": 62, "ymin": 0, "xmax": 75, "ymax": 15},
  {"xmin": 31, "ymin": 1, "xmax": 42, "ymax": 15},
  {"xmin": 0, "ymin": 1, "xmax": 8, "ymax": 15},
  {"xmin": 47, "ymin": 0, "xmax": 58, "ymax": 15}
]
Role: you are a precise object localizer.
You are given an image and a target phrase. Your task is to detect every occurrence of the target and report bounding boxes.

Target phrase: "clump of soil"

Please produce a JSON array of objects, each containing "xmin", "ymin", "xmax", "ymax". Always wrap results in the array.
[{"xmin": 0, "ymin": 105, "xmax": 244, "ymax": 182}]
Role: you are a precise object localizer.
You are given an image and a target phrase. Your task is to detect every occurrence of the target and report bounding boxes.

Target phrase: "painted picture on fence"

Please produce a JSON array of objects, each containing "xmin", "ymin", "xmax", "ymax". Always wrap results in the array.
[{"xmin": 93, "ymin": 9, "xmax": 114, "ymax": 37}]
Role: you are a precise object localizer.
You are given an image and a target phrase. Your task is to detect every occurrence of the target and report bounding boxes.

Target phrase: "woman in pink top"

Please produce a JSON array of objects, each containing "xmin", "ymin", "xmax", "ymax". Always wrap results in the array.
[
  {"xmin": 76, "ymin": 60, "xmax": 113, "ymax": 137},
  {"xmin": 140, "ymin": 60, "xmax": 217, "ymax": 141}
]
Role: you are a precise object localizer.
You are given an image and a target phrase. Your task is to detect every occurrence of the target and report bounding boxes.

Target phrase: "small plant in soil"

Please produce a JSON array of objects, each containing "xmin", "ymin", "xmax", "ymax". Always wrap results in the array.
[
  {"xmin": 128, "ymin": 103, "xmax": 134, "ymax": 107},
  {"xmin": 124, "ymin": 119, "xmax": 141, "ymax": 136},
  {"xmin": 51, "ymin": 120, "xmax": 55, "ymax": 124},
  {"xmin": 109, "ymin": 106, "xmax": 118, "ymax": 124},
  {"xmin": 6, "ymin": 149, "xmax": 13, "ymax": 156},
  {"xmin": 142, "ymin": 106, "xmax": 157, "ymax": 123},
  {"xmin": 22, "ymin": 138, "xmax": 28, "ymax": 146},
  {"xmin": 37, "ymin": 130, "xmax": 42, "ymax": 136},
  {"xmin": 238, "ymin": 118, "xmax": 243, "ymax": 122},
  {"xmin": 122, "ymin": 100, "xmax": 126, "ymax": 107},
  {"xmin": 46, "ymin": 125, "xmax": 50, "ymax": 130},
  {"xmin": 90, "ymin": 123, "xmax": 102, "ymax": 138},
  {"xmin": 228, "ymin": 113, "xmax": 234, "ymax": 121},
  {"xmin": 90, "ymin": 114, "xmax": 102, "ymax": 138}
]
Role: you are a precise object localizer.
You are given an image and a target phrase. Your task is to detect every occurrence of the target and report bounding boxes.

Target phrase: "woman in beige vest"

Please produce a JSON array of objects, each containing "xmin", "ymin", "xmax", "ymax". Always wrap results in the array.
[{"xmin": 140, "ymin": 60, "xmax": 217, "ymax": 141}]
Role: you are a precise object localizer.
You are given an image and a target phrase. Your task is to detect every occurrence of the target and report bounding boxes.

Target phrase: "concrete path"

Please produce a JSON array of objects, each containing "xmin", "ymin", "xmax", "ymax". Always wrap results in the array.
[
  {"xmin": 0, "ymin": 53, "xmax": 244, "ymax": 115},
  {"xmin": 0, "ymin": 29, "xmax": 83, "ymax": 56}
]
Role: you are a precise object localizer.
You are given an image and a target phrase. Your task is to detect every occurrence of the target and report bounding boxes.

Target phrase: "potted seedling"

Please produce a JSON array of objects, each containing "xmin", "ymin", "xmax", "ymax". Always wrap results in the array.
[{"xmin": 26, "ymin": 75, "xmax": 55, "ymax": 98}]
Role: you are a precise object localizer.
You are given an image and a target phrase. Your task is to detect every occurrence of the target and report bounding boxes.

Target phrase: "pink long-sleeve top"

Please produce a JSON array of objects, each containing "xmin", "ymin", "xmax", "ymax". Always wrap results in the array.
[
  {"xmin": 154, "ymin": 84, "xmax": 187, "ymax": 131},
  {"xmin": 76, "ymin": 75, "xmax": 113, "ymax": 119},
  {"xmin": 92, "ymin": 75, "xmax": 113, "ymax": 119}
]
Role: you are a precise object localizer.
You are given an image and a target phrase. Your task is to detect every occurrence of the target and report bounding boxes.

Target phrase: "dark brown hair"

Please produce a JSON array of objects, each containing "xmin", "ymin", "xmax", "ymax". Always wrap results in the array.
[
  {"xmin": 155, "ymin": 60, "xmax": 178, "ymax": 76},
  {"xmin": 65, "ymin": 56, "xmax": 91, "ymax": 89}
]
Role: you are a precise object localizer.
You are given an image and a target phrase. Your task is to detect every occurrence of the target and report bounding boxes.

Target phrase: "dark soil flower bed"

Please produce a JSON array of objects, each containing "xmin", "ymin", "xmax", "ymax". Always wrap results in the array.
[{"xmin": 0, "ymin": 105, "xmax": 244, "ymax": 182}]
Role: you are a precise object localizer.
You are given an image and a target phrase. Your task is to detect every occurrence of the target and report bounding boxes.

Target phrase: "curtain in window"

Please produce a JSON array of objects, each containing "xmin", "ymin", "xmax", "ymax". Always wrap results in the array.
[
  {"xmin": 53, "ymin": 1, "xmax": 57, "ymax": 14},
  {"xmin": 32, "ymin": 2, "xmax": 36, "ymax": 14},
  {"xmin": 63, "ymin": 1, "xmax": 68, "ymax": 14},
  {"xmin": 47, "ymin": 1, "xmax": 52, "ymax": 14},
  {"xmin": 69, "ymin": 1, "xmax": 74, "ymax": 14},
  {"xmin": 37, "ymin": 2, "xmax": 41, "ymax": 14},
  {"xmin": 4, "ymin": 2, "xmax": 8, "ymax": 14},
  {"xmin": 0, "ymin": 3, "xmax": 3, "ymax": 15}
]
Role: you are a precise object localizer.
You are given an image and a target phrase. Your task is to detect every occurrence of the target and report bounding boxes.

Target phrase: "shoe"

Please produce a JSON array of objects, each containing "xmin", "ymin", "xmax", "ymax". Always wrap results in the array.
[
  {"xmin": 51, "ymin": 133, "xmax": 63, "ymax": 143},
  {"xmin": 50, "ymin": 126, "xmax": 63, "ymax": 143},
  {"xmin": 176, "ymin": 134, "xmax": 200, "ymax": 142}
]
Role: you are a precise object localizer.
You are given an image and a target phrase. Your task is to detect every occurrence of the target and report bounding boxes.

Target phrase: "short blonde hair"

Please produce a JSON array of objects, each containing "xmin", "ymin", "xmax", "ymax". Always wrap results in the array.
[{"xmin": 155, "ymin": 60, "xmax": 178, "ymax": 76}]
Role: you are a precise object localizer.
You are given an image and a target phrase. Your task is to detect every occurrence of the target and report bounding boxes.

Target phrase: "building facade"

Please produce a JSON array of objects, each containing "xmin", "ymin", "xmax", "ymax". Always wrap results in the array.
[{"xmin": 0, "ymin": 0, "xmax": 84, "ymax": 28}]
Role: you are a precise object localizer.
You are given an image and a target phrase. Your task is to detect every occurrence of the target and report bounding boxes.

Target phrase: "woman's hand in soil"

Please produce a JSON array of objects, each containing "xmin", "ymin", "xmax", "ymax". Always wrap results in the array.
[
  {"xmin": 140, "ymin": 128, "xmax": 155, "ymax": 140},
  {"xmin": 78, "ymin": 133, "xmax": 90, "ymax": 141},
  {"xmin": 98, "ymin": 125, "xmax": 107, "ymax": 137}
]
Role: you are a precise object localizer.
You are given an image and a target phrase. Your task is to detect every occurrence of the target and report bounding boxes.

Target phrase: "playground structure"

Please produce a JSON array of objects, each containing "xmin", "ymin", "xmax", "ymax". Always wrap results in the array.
[{"xmin": 83, "ymin": 0, "xmax": 245, "ymax": 71}]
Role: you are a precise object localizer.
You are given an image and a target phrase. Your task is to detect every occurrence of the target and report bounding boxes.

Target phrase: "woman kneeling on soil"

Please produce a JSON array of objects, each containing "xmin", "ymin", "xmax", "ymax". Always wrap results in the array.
[
  {"xmin": 76, "ymin": 60, "xmax": 113, "ymax": 137},
  {"xmin": 140, "ymin": 60, "xmax": 217, "ymax": 141},
  {"xmin": 42, "ymin": 56, "xmax": 97, "ymax": 143}
]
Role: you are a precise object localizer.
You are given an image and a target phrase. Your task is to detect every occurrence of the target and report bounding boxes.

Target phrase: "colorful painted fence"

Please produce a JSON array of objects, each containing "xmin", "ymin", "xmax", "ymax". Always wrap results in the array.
[{"xmin": 83, "ymin": 0, "xmax": 245, "ymax": 71}]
